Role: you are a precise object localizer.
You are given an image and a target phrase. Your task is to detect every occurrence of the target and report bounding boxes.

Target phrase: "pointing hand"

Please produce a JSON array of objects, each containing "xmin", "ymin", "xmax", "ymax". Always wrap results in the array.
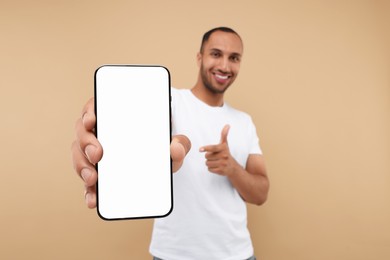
[{"xmin": 200, "ymin": 125, "xmax": 239, "ymax": 177}]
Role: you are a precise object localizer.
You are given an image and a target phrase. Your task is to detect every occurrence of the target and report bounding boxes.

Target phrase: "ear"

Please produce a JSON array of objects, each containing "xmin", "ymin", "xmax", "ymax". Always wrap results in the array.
[{"xmin": 196, "ymin": 52, "xmax": 202, "ymax": 67}]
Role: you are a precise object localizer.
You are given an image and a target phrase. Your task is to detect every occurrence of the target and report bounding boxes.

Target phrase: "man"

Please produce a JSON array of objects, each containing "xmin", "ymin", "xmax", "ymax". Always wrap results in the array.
[{"xmin": 72, "ymin": 27, "xmax": 269, "ymax": 260}]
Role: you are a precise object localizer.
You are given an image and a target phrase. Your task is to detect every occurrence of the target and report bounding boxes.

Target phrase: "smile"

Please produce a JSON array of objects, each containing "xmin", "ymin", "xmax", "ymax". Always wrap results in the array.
[
  {"xmin": 213, "ymin": 72, "xmax": 232, "ymax": 83},
  {"xmin": 215, "ymin": 74, "xmax": 229, "ymax": 80},
  {"xmin": 212, "ymin": 72, "xmax": 232, "ymax": 83}
]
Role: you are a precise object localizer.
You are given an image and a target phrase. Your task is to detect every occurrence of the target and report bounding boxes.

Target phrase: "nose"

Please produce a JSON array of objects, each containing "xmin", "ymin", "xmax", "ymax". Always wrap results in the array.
[{"xmin": 217, "ymin": 56, "xmax": 230, "ymax": 73}]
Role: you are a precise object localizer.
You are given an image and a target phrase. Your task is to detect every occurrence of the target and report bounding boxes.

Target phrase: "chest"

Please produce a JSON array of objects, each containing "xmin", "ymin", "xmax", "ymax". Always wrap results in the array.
[{"xmin": 172, "ymin": 101, "xmax": 250, "ymax": 167}]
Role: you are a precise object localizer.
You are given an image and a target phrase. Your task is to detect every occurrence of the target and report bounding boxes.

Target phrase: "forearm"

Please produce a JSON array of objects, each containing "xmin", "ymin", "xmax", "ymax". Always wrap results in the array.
[
  {"xmin": 228, "ymin": 162, "xmax": 269, "ymax": 206},
  {"xmin": 199, "ymin": 127, "xmax": 269, "ymax": 205}
]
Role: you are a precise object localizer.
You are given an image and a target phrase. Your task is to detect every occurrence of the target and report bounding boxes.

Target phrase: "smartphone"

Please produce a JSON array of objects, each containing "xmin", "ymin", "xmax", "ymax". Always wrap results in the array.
[{"xmin": 94, "ymin": 65, "xmax": 172, "ymax": 220}]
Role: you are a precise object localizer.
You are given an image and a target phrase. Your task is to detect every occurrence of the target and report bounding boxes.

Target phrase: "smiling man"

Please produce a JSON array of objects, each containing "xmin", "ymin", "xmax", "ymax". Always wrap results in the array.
[
  {"xmin": 150, "ymin": 27, "xmax": 269, "ymax": 260},
  {"xmin": 71, "ymin": 27, "xmax": 269, "ymax": 260},
  {"xmin": 194, "ymin": 28, "xmax": 242, "ymax": 104}
]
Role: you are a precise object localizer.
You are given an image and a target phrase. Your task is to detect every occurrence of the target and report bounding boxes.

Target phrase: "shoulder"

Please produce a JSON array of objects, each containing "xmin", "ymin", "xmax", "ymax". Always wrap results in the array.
[
  {"xmin": 225, "ymin": 103, "xmax": 253, "ymax": 124},
  {"xmin": 171, "ymin": 87, "xmax": 192, "ymax": 112},
  {"xmin": 171, "ymin": 87, "xmax": 190, "ymax": 102},
  {"xmin": 171, "ymin": 87, "xmax": 187, "ymax": 96}
]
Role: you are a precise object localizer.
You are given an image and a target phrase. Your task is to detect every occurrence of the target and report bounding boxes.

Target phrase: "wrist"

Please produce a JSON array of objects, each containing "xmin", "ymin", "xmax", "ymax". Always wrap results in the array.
[{"xmin": 227, "ymin": 159, "xmax": 243, "ymax": 178}]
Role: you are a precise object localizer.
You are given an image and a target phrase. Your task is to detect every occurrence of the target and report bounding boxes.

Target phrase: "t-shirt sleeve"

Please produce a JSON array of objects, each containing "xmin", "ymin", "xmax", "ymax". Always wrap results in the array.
[{"xmin": 248, "ymin": 117, "xmax": 262, "ymax": 155}]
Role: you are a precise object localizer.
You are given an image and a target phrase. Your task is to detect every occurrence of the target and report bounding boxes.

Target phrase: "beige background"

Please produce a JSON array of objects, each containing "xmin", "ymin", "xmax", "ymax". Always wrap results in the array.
[{"xmin": 1, "ymin": 0, "xmax": 389, "ymax": 259}]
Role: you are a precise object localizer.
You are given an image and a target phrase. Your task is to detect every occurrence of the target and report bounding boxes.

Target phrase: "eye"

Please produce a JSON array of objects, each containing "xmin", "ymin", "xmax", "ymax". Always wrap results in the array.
[
  {"xmin": 210, "ymin": 51, "xmax": 221, "ymax": 58},
  {"xmin": 230, "ymin": 55, "xmax": 241, "ymax": 62}
]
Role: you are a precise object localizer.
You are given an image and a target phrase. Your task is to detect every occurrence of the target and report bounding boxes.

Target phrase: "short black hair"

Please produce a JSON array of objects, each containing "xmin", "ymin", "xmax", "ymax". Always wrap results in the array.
[{"xmin": 200, "ymin": 27, "xmax": 242, "ymax": 53}]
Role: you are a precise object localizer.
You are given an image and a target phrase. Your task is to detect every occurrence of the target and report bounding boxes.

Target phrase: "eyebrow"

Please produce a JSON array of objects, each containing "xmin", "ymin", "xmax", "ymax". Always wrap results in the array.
[{"xmin": 209, "ymin": 48, "xmax": 242, "ymax": 57}]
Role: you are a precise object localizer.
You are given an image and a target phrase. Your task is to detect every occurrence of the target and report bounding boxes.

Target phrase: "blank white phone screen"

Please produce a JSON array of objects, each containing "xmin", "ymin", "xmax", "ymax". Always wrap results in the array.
[{"xmin": 95, "ymin": 65, "xmax": 172, "ymax": 220}]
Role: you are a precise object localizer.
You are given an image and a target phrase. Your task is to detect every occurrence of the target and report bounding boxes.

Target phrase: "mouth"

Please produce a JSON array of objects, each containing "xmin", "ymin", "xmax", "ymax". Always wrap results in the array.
[{"xmin": 213, "ymin": 72, "xmax": 232, "ymax": 84}]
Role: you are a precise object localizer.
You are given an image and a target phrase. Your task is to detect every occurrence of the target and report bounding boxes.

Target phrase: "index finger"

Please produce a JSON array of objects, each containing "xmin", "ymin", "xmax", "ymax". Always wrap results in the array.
[{"xmin": 199, "ymin": 144, "xmax": 221, "ymax": 153}]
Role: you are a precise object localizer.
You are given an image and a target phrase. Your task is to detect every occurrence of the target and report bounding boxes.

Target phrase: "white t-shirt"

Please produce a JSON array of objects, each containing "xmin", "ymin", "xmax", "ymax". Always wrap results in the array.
[{"xmin": 149, "ymin": 88, "xmax": 262, "ymax": 260}]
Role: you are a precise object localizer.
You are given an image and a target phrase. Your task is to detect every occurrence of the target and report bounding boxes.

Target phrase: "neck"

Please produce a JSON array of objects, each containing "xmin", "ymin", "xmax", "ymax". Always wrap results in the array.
[{"xmin": 191, "ymin": 80, "xmax": 224, "ymax": 107}]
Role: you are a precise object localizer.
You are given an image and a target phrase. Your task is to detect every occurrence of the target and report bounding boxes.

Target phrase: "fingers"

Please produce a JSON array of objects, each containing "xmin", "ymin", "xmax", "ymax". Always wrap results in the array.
[
  {"xmin": 72, "ymin": 97, "xmax": 101, "ymax": 209},
  {"xmin": 72, "ymin": 139, "xmax": 98, "ymax": 208},
  {"xmin": 85, "ymin": 185, "xmax": 97, "ymax": 209},
  {"xmin": 220, "ymin": 124, "xmax": 230, "ymax": 144},
  {"xmin": 71, "ymin": 141, "xmax": 98, "ymax": 185},
  {"xmin": 204, "ymin": 149, "xmax": 228, "ymax": 160},
  {"xmin": 170, "ymin": 141, "xmax": 185, "ymax": 173},
  {"xmin": 199, "ymin": 124, "xmax": 230, "ymax": 152},
  {"xmin": 205, "ymin": 159, "xmax": 227, "ymax": 169},
  {"xmin": 81, "ymin": 97, "xmax": 96, "ymax": 131},
  {"xmin": 199, "ymin": 144, "xmax": 222, "ymax": 153},
  {"xmin": 199, "ymin": 142, "xmax": 229, "ymax": 175},
  {"xmin": 171, "ymin": 135, "xmax": 191, "ymax": 173},
  {"xmin": 172, "ymin": 135, "xmax": 191, "ymax": 155},
  {"xmin": 199, "ymin": 124, "xmax": 232, "ymax": 176},
  {"xmin": 75, "ymin": 114, "xmax": 103, "ymax": 165}
]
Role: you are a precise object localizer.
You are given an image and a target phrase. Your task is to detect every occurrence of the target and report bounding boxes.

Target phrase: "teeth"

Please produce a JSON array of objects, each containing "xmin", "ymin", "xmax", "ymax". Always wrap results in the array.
[{"xmin": 215, "ymin": 74, "xmax": 229, "ymax": 80}]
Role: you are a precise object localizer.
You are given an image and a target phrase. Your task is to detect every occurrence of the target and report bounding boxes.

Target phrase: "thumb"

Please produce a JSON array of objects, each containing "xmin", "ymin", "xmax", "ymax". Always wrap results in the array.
[
  {"xmin": 171, "ymin": 135, "xmax": 191, "ymax": 173},
  {"xmin": 220, "ymin": 124, "xmax": 230, "ymax": 144}
]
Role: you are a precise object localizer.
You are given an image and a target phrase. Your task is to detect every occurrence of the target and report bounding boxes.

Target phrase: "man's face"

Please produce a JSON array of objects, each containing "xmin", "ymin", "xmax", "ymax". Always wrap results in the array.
[{"xmin": 198, "ymin": 31, "xmax": 243, "ymax": 94}]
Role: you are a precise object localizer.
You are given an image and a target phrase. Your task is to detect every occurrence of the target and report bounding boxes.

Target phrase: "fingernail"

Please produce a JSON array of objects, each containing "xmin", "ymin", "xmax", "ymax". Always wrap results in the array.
[
  {"xmin": 81, "ymin": 168, "xmax": 91, "ymax": 183},
  {"xmin": 199, "ymin": 147, "xmax": 205, "ymax": 152},
  {"xmin": 85, "ymin": 145, "xmax": 96, "ymax": 162}
]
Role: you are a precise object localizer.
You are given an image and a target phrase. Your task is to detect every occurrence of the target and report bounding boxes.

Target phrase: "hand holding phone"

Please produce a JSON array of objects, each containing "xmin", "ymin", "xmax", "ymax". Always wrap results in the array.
[{"xmin": 94, "ymin": 65, "xmax": 172, "ymax": 220}]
